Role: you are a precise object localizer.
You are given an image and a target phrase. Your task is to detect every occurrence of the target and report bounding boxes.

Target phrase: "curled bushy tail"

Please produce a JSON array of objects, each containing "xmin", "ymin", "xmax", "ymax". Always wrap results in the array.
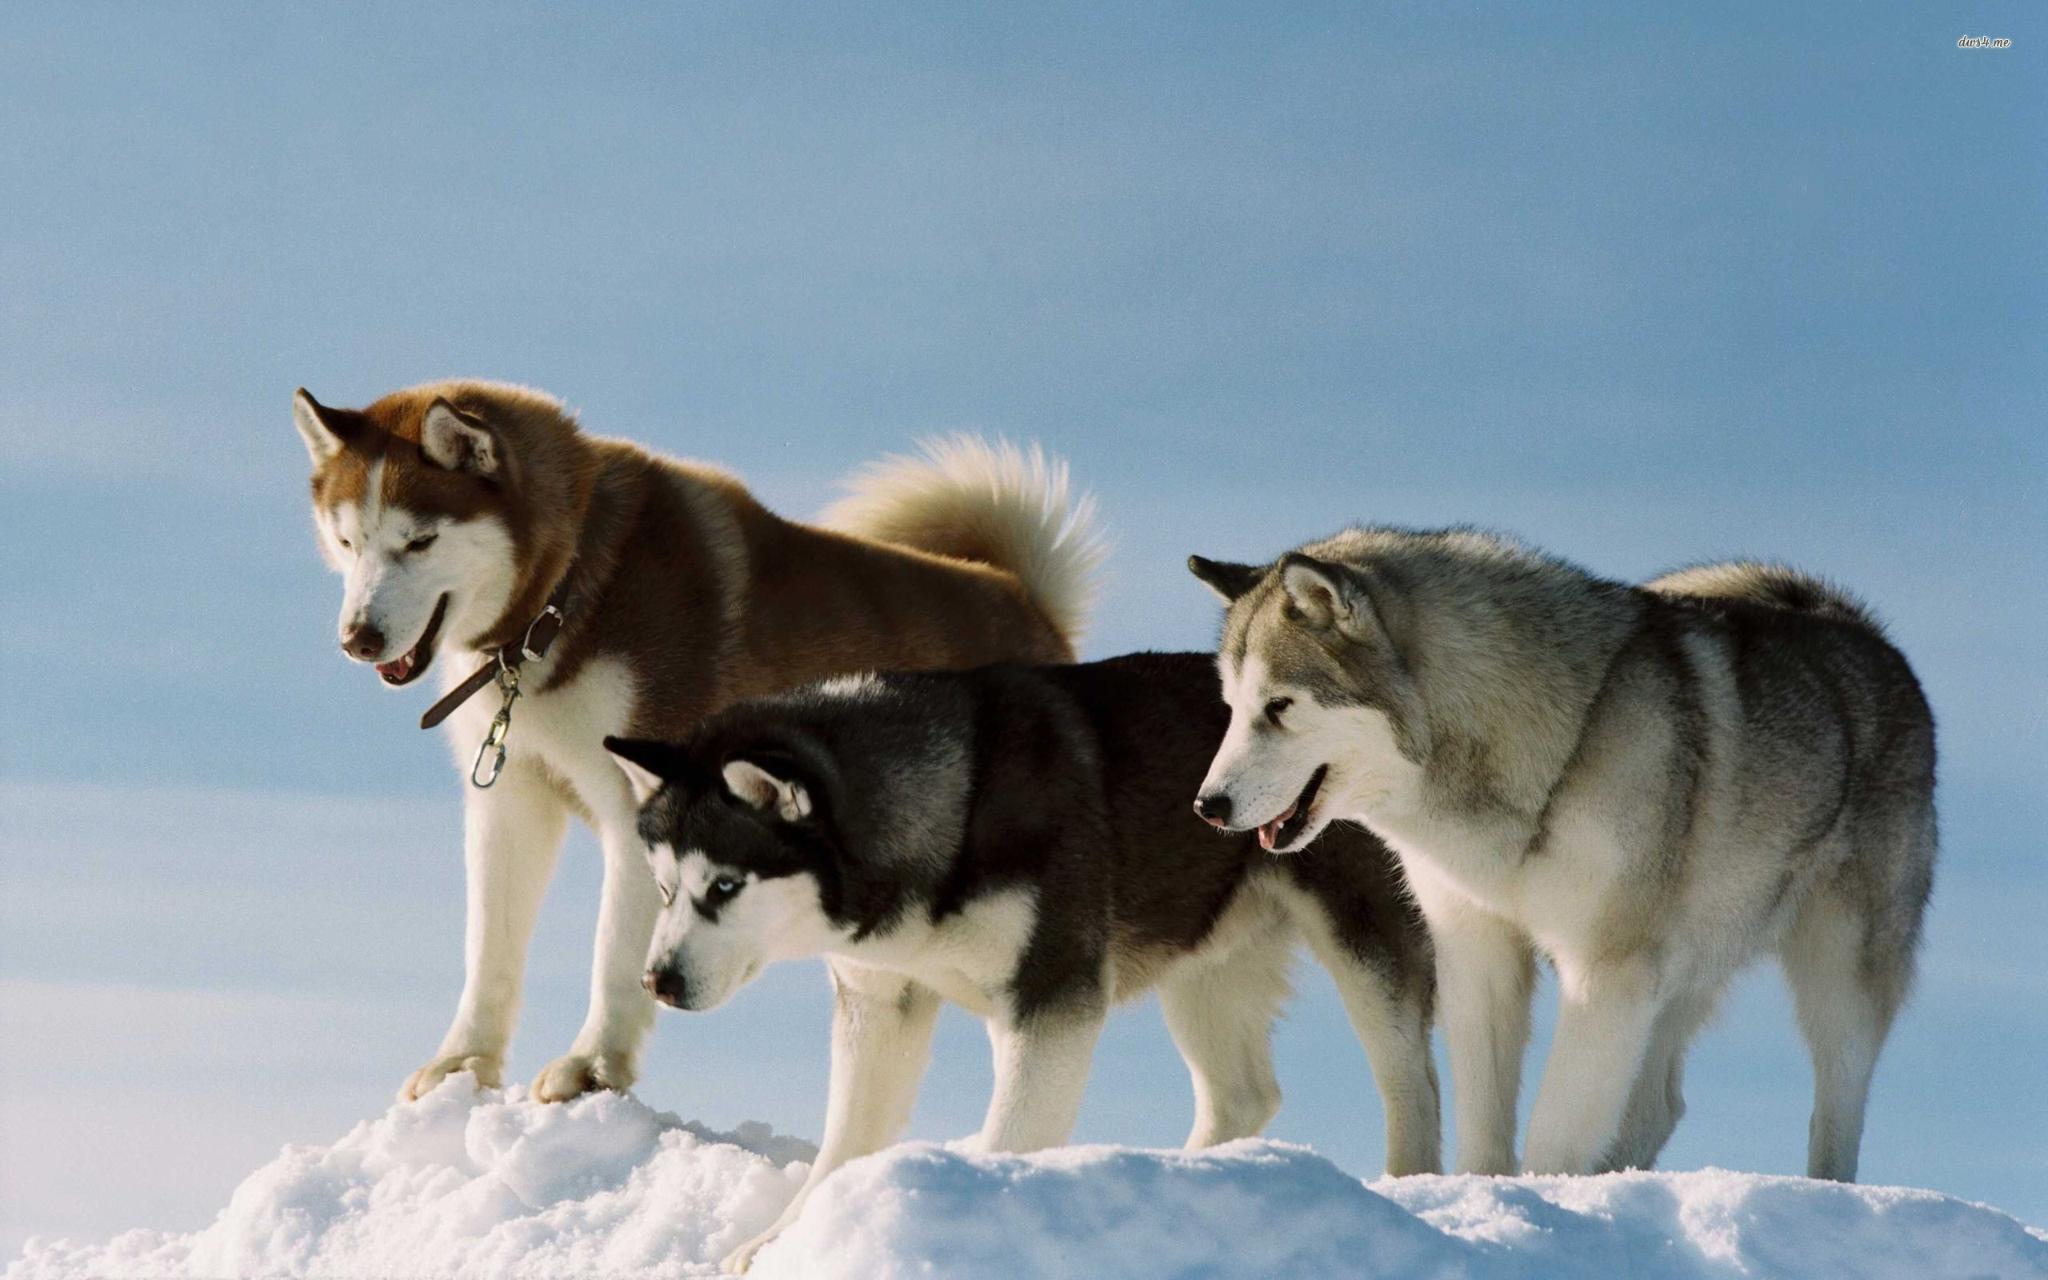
[
  {"xmin": 1645, "ymin": 560, "xmax": 1882, "ymax": 631},
  {"xmin": 822, "ymin": 434, "xmax": 1106, "ymax": 645}
]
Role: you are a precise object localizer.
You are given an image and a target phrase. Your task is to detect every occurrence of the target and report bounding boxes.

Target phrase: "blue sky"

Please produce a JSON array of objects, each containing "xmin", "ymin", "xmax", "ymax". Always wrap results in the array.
[{"xmin": 2, "ymin": 0, "xmax": 2043, "ymax": 1256}]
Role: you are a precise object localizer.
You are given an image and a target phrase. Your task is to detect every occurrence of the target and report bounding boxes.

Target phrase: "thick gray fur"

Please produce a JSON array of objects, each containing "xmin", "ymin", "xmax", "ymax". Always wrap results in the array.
[{"xmin": 1194, "ymin": 527, "xmax": 1935, "ymax": 1180}]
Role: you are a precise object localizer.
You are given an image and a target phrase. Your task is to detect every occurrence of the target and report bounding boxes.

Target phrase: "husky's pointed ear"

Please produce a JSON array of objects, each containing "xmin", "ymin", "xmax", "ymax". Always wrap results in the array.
[
  {"xmin": 722, "ymin": 758, "xmax": 813, "ymax": 823},
  {"xmin": 1188, "ymin": 555, "xmax": 1264, "ymax": 603},
  {"xmin": 293, "ymin": 388, "xmax": 353, "ymax": 465},
  {"xmin": 421, "ymin": 399, "xmax": 502, "ymax": 476},
  {"xmin": 604, "ymin": 736, "xmax": 683, "ymax": 805},
  {"xmin": 1279, "ymin": 554, "xmax": 1378, "ymax": 637}
]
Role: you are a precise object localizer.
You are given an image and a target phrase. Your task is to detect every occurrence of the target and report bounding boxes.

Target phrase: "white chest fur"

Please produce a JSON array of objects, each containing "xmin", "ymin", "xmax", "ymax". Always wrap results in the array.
[
  {"xmin": 438, "ymin": 651, "xmax": 640, "ymax": 826},
  {"xmin": 836, "ymin": 886, "xmax": 1041, "ymax": 1018}
]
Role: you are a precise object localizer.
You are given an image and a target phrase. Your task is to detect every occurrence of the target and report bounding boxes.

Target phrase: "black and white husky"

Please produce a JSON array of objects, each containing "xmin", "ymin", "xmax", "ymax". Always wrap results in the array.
[{"xmin": 606, "ymin": 652, "xmax": 1439, "ymax": 1273}]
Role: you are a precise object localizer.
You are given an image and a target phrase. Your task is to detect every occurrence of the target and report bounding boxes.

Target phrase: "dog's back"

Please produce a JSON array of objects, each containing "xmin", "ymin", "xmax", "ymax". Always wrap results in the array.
[
  {"xmin": 1639, "ymin": 562, "xmax": 1935, "ymax": 877},
  {"xmin": 1643, "ymin": 562, "xmax": 1931, "ymax": 769},
  {"xmin": 1641, "ymin": 561, "xmax": 1936, "ymax": 984},
  {"xmin": 787, "ymin": 653, "xmax": 1426, "ymax": 989}
]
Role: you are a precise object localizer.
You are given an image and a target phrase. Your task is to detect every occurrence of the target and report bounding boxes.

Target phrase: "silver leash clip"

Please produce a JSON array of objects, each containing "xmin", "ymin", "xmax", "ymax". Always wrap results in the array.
[{"xmin": 470, "ymin": 662, "xmax": 523, "ymax": 788}]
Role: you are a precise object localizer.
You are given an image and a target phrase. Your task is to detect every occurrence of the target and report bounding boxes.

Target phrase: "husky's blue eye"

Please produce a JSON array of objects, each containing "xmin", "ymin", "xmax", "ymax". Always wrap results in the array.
[
  {"xmin": 1264, "ymin": 697, "xmax": 1293, "ymax": 728},
  {"xmin": 708, "ymin": 875, "xmax": 742, "ymax": 901}
]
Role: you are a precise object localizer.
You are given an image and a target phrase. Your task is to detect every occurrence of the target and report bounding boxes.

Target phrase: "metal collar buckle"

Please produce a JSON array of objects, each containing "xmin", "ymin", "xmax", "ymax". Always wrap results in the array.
[{"xmin": 521, "ymin": 604, "xmax": 566, "ymax": 663}]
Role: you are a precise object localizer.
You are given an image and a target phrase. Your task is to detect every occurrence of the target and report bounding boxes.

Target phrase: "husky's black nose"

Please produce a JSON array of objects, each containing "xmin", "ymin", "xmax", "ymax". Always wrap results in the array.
[
  {"xmin": 1194, "ymin": 793, "xmax": 1233, "ymax": 828},
  {"xmin": 341, "ymin": 623, "xmax": 386, "ymax": 661},
  {"xmin": 643, "ymin": 968, "xmax": 691, "ymax": 1009}
]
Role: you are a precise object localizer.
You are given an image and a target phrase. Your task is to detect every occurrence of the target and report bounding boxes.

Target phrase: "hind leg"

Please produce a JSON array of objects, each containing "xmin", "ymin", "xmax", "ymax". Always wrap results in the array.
[
  {"xmin": 1159, "ymin": 934, "xmax": 1292, "ymax": 1148},
  {"xmin": 1292, "ymin": 912, "xmax": 1441, "ymax": 1175},
  {"xmin": 976, "ymin": 999, "xmax": 1107, "ymax": 1154},
  {"xmin": 1599, "ymin": 988, "xmax": 1717, "ymax": 1172},
  {"xmin": 1780, "ymin": 886, "xmax": 1910, "ymax": 1182}
]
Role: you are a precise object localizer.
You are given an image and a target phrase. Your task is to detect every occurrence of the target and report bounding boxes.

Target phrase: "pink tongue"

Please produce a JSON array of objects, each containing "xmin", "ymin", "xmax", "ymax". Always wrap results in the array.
[
  {"xmin": 1257, "ymin": 799, "xmax": 1301, "ymax": 851},
  {"xmin": 378, "ymin": 652, "xmax": 412, "ymax": 680}
]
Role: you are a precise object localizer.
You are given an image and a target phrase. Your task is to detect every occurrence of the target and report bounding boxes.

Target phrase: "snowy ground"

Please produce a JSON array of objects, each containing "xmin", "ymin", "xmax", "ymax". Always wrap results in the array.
[{"xmin": 10, "ymin": 1079, "xmax": 2044, "ymax": 1279}]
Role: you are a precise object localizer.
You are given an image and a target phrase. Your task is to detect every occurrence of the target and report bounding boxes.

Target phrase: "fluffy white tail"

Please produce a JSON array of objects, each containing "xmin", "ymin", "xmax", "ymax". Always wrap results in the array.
[{"xmin": 822, "ymin": 434, "xmax": 1105, "ymax": 646}]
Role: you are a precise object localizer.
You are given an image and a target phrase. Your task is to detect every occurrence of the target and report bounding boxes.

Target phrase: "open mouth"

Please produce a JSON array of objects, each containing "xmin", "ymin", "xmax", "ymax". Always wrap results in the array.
[
  {"xmin": 1258, "ymin": 765, "xmax": 1328, "ymax": 852},
  {"xmin": 376, "ymin": 594, "xmax": 449, "ymax": 687}
]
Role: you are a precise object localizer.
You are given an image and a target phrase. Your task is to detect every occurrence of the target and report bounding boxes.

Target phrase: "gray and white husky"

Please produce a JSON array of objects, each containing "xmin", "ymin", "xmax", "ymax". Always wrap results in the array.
[
  {"xmin": 1188, "ymin": 531, "xmax": 1935, "ymax": 1181},
  {"xmin": 607, "ymin": 652, "xmax": 1438, "ymax": 1272}
]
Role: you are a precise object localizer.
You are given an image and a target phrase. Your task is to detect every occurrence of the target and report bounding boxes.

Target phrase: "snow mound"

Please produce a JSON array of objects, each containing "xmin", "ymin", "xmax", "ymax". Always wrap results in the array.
[
  {"xmin": 7, "ymin": 1079, "xmax": 811, "ymax": 1279},
  {"xmin": 766, "ymin": 1145, "xmax": 2048, "ymax": 1280},
  {"xmin": 11, "ymin": 1081, "xmax": 2045, "ymax": 1279}
]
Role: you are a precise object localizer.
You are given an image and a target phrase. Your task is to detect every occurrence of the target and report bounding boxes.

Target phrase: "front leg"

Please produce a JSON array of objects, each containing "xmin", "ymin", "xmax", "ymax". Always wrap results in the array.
[
  {"xmin": 724, "ymin": 964, "xmax": 940, "ymax": 1274},
  {"xmin": 1414, "ymin": 885, "xmax": 1534, "ymax": 1175},
  {"xmin": 532, "ymin": 811, "xmax": 666, "ymax": 1101},
  {"xmin": 403, "ymin": 759, "xmax": 569, "ymax": 1101},
  {"xmin": 975, "ymin": 999, "xmax": 1106, "ymax": 1154},
  {"xmin": 1522, "ymin": 955, "xmax": 1662, "ymax": 1175}
]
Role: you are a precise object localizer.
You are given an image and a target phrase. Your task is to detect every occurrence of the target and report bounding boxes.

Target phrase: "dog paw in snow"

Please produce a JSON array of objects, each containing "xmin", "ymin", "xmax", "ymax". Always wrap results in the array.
[
  {"xmin": 530, "ymin": 1050, "xmax": 636, "ymax": 1102},
  {"xmin": 722, "ymin": 1228, "xmax": 779, "ymax": 1275},
  {"xmin": 400, "ymin": 1054, "xmax": 502, "ymax": 1102}
]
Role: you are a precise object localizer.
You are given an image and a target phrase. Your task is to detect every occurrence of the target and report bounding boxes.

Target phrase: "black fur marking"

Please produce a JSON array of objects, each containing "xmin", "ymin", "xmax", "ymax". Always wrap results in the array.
[
  {"xmin": 1188, "ymin": 555, "xmax": 1265, "ymax": 602},
  {"xmin": 627, "ymin": 652, "xmax": 1431, "ymax": 1034},
  {"xmin": 1280, "ymin": 835, "xmax": 1434, "ymax": 1009},
  {"xmin": 604, "ymin": 735, "xmax": 688, "ymax": 783}
]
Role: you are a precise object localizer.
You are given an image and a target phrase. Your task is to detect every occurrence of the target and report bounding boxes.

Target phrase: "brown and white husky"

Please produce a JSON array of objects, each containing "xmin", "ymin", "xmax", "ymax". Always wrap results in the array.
[{"xmin": 294, "ymin": 380, "xmax": 1101, "ymax": 1103}]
